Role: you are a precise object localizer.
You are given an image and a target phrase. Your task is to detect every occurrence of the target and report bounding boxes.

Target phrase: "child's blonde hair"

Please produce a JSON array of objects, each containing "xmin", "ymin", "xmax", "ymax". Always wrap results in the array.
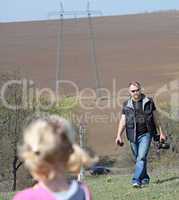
[{"xmin": 19, "ymin": 115, "xmax": 97, "ymax": 180}]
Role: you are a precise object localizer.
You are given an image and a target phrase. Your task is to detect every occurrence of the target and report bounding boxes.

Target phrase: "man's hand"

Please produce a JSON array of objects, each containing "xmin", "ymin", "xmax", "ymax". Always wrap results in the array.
[
  {"xmin": 116, "ymin": 114, "xmax": 126, "ymax": 147},
  {"xmin": 160, "ymin": 132, "xmax": 167, "ymax": 142},
  {"xmin": 115, "ymin": 135, "xmax": 124, "ymax": 146},
  {"xmin": 153, "ymin": 110, "xmax": 167, "ymax": 142}
]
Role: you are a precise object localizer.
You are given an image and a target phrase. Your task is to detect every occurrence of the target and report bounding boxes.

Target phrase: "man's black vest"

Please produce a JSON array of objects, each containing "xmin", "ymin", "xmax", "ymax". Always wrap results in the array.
[{"xmin": 123, "ymin": 95, "xmax": 157, "ymax": 142}]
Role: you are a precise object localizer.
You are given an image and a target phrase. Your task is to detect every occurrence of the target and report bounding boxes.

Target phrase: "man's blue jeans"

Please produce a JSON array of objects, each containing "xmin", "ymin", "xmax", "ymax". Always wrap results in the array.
[{"xmin": 130, "ymin": 132, "xmax": 152, "ymax": 185}]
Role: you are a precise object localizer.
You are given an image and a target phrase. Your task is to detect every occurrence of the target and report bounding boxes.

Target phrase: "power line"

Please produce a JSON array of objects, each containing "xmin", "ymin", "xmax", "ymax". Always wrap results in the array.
[
  {"xmin": 86, "ymin": 1, "xmax": 102, "ymax": 97},
  {"xmin": 55, "ymin": 2, "xmax": 64, "ymax": 85},
  {"xmin": 48, "ymin": 1, "xmax": 103, "ymax": 96}
]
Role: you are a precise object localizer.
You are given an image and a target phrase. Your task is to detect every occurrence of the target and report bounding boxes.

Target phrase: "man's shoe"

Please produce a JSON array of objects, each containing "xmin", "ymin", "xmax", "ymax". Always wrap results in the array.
[
  {"xmin": 141, "ymin": 179, "xmax": 150, "ymax": 186},
  {"xmin": 132, "ymin": 182, "xmax": 141, "ymax": 188}
]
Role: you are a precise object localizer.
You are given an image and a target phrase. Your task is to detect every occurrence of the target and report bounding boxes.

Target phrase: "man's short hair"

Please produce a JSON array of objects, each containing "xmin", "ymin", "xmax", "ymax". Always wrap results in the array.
[{"xmin": 128, "ymin": 81, "xmax": 141, "ymax": 88}]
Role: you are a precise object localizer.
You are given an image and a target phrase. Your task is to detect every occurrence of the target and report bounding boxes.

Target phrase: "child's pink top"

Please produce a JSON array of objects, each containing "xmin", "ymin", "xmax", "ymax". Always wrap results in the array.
[{"xmin": 13, "ymin": 181, "xmax": 92, "ymax": 200}]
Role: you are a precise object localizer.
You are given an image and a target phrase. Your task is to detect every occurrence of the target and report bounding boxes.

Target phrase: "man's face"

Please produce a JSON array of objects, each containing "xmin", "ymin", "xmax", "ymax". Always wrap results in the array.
[{"xmin": 129, "ymin": 84, "xmax": 141, "ymax": 100}]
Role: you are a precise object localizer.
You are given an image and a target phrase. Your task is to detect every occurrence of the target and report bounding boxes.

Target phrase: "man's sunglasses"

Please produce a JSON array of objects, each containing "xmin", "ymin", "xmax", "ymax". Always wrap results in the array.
[{"xmin": 130, "ymin": 89, "xmax": 140, "ymax": 93}]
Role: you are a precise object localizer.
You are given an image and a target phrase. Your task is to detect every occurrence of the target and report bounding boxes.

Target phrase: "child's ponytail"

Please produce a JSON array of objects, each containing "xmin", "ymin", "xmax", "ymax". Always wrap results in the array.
[{"xmin": 67, "ymin": 144, "xmax": 98, "ymax": 174}]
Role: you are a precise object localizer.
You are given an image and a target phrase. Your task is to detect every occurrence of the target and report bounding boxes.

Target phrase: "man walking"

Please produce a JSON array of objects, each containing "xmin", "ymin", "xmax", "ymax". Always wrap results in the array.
[{"xmin": 116, "ymin": 81, "xmax": 166, "ymax": 187}]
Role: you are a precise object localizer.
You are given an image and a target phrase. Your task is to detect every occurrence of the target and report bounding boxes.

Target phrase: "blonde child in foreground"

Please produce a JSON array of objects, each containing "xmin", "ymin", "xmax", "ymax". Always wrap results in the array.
[{"xmin": 13, "ymin": 115, "xmax": 97, "ymax": 200}]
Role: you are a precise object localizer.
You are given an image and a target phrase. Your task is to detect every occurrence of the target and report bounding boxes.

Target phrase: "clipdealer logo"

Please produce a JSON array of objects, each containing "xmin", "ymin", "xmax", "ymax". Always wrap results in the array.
[
  {"xmin": 1, "ymin": 78, "xmax": 178, "ymax": 122},
  {"xmin": 0, "ymin": 78, "xmax": 128, "ymax": 111}
]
